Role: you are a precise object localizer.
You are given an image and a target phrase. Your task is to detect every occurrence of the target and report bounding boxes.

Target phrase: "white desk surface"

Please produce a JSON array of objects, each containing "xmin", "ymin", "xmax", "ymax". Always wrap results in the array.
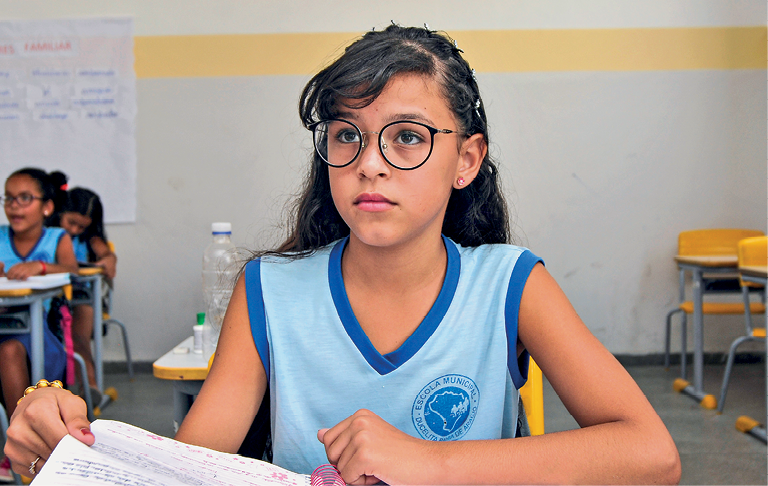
[{"xmin": 153, "ymin": 336, "xmax": 210, "ymax": 381}]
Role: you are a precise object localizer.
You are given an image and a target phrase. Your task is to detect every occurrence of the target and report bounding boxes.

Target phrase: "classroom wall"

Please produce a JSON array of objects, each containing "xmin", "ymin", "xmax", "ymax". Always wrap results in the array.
[{"xmin": 2, "ymin": 0, "xmax": 766, "ymax": 362}]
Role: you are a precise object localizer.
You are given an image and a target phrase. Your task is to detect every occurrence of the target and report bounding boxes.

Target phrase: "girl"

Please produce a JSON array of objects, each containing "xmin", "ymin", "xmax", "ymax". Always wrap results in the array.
[
  {"xmin": 0, "ymin": 168, "xmax": 78, "ymax": 481},
  {"xmin": 48, "ymin": 187, "xmax": 117, "ymax": 397},
  {"xmin": 5, "ymin": 26, "xmax": 680, "ymax": 484}
]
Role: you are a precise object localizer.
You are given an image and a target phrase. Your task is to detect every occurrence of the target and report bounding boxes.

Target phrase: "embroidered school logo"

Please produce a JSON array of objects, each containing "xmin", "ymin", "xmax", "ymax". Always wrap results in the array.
[{"xmin": 412, "ymin": 374, "xmax": 479, "ymax": 441}]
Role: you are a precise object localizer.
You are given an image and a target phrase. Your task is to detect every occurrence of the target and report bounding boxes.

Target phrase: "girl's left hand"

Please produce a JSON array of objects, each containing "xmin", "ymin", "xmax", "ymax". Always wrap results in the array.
[
  {"xmin": 6, "ymin": 261, "xmax": 45, "ymax": 280},
  {"xmin": 317, "ymin": 409, "xmax": 436, "ymax": 485},
  {"xmin": 95, "ymin": 256, "xmax": 116, "ymax": 280}
]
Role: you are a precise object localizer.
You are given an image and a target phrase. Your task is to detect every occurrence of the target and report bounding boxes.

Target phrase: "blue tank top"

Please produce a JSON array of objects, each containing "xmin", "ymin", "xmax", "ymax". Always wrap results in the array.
[
  {"xmin": 0, "ymin": 226, "xmax": 65, "ymax": 266},
  {"xmin": 245, "ymin": 236, "xmax": 542, "ymax": 474},
  {"xmin": 72, "ymin": 235, "xmax": 89, "ymax": 262}
]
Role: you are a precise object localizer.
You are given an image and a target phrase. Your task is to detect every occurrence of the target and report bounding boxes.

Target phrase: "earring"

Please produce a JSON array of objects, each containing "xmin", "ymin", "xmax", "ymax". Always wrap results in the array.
[{"xmin": 457, "ymin": 177, "xmax": 465, "ymax": 186}]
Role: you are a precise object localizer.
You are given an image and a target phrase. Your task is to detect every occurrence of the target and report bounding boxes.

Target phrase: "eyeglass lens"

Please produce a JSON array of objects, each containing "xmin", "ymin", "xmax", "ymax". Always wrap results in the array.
[
  {"xmin": 313, "ymin": 120, "xmax": 436, "ymax": 169},
  {"xmin": 3, "ymin": 193, "xmax": 37, "ymax": 207}
]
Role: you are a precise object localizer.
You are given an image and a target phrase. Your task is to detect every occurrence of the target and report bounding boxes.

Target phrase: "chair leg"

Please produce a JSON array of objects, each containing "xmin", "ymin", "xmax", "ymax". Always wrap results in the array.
[
  {"xmin": 664, "ymin": 308, "xmax": 683, "ymax": 369},
  {"xmin": 0, "ymin": 402, "xmax": 23, "ymax": 484},
  {"xmin": 717, "ymin": 336, "xmax": 760, "ymax": 413},
  {"xmin": 105, "ymin": 318, "xmax": 133, "ymax": 379},
  {"xmin": 73, "ymin": 352, "xmax": 95, "ymax": 422},
  {"xmin": 680, "ymin": 312, "xmax": 688, "ymax": 379}
]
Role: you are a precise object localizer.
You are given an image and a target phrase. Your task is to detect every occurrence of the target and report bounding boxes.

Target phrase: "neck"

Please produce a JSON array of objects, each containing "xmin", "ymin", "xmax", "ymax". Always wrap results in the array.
[
  {"xmin": 341, "ymin": 232, "xmax": 448, "ymax": 294},
  {"xmin": 12, "ymin": 225, "xmax": 43, "ymax": 242}
]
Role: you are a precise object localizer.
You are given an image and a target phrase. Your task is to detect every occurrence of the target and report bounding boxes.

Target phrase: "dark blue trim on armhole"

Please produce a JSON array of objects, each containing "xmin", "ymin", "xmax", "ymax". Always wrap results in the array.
[
  {"xmin": 52, "ymin": 227, "xmax": 65, "ymax": 262},
  {"xmin": 245, "ymin": 259, "xmax": 270, "ymax": 382},
  {"xmin": 505, "ymin": 250, "xmax": 544, "ymax": 389}
]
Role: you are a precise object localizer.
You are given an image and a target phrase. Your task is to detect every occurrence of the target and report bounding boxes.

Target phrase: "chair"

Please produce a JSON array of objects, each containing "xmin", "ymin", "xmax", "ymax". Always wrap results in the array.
[
  {"xmin": 664, "ymin": 229, "xmax": 765, "ymax": 377},
  {"xmin": 717, "ymin": 236, "xmax": 766, "ymax": 413},
  {"xmin": 519, "ymin": 357, "xmax": 545, "ymax": 436},
  {"xmin": 101, "ymin": 241, "xmax": 134, "ymax": 380}
]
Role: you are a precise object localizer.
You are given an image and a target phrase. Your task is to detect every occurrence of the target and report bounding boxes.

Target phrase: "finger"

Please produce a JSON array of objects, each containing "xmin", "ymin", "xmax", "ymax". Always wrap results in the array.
[
  {"xmin": 10, "ymin": 455, "xmax": 45, "ymax": 477},
  {"xmin": 317, "ymin": 428, "xmax": 329, "ymax": 443},
  {"xmin": 59, "ymin": 392, "xmax": 94, "ymax": 445}
]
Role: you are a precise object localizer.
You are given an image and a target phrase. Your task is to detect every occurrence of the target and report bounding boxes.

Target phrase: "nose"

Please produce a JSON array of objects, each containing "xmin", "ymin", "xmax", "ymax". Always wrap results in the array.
[{"xmin": 356, "ymin": 131, "xmax": 390, "ymax": 178}]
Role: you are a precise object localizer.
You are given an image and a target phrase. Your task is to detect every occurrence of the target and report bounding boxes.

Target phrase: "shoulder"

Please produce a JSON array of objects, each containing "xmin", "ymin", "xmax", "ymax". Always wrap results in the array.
[{"xmin": 447, "ymin": 238, "xmax": 543, "ymax": 270}]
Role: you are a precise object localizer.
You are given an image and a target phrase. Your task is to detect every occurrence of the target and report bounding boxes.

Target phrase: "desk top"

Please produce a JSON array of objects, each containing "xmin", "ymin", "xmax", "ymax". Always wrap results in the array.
[
  {"xmin": 739, "ymin": 265, "xmax": 768, "ymax": 279},
  {"xmin": 77, "ymin": 267, "xmax": 103, "ymax": 277},
  {"xmin": 153, "ymin": 336, "xmax": 210, "ymax": 381},
  {"xmin": 674, "ymin": 255, "xmax": 738, "ymax": 267}
]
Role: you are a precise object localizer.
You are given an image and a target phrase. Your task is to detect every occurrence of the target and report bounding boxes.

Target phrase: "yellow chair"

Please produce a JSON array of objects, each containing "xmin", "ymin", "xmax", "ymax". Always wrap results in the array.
[
  {"xmin": 519, "ymin": 357, "xmax": 545, "ymax": 436},
  {"xmin": 664, "ymin": 229, "xmax": 765, "ymax": 379},
  {"xmin": 716, "ymin": 236, "xmax": 766, "ymax": 413}
]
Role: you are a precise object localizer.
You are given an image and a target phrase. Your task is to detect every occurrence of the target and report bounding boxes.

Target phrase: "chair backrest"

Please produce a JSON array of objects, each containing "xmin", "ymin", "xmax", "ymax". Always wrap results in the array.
[
  {"xmin": 678, "ymin": 229, "xmax": 764, "ymax": 256},
  {"xmin": 519, "ymin": 357, "xmax": 544, "ymax": 436},
  {"xmin": 738, "ymin": 236, "xmax": 768, "ymax": 267}
]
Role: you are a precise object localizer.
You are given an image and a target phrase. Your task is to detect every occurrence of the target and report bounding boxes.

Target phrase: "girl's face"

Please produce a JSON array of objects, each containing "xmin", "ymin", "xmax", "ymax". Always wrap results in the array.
[
  {"xmin": 4, "ymin": 174, "xmax": 53, "ymax": 234},
  {"xmin": 328, "ymin": 74, "xmax": 485, "ymax": 251},
  {"xmin": 60, "ymin": 211, "xmax": 92, "ymax": 237}
]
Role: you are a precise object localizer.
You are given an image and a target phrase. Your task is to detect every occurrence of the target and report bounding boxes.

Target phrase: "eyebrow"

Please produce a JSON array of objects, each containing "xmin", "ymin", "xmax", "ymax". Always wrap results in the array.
[{"xmin": 335, "ymin": 111, "xmax": 436, "ymax": 126}]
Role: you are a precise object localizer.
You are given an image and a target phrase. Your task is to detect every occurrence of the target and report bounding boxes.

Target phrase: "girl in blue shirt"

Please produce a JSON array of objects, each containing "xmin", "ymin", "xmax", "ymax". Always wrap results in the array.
[
  {"xmin": 48, "ymin": 187, "xmax": 117, "ymax": 396},
  {"xmin": 6, "ymin": 26, "xmax": 680, "ymax": 484}
]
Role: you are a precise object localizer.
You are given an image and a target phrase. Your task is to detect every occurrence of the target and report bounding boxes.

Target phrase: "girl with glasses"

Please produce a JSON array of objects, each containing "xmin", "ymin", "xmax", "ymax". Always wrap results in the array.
[
  {"xmin": 6, "ymin": 26, "xmax": 679, "ymax": 484},
  {"xmin": 0, "ymin": 168, "xmax": 78, "ymax": 482}
]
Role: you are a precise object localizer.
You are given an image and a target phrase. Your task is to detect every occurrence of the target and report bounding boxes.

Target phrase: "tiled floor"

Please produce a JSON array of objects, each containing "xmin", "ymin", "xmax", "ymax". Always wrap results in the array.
[{"xmin": 2, "ymin": 362, "xmax": 766, "ymax": 484}]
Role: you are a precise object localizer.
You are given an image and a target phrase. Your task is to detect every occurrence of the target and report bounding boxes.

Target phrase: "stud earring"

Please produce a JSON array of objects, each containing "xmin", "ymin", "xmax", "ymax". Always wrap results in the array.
[{"xmin": 457, "ymin": 177, "xmax": 465, "ymax": 186}]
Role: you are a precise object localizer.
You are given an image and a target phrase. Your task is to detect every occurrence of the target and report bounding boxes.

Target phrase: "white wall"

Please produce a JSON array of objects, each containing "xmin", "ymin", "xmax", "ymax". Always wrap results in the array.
[{"xmin": 2, "ymin": 0, "xmax": 766, "ymax": 361}]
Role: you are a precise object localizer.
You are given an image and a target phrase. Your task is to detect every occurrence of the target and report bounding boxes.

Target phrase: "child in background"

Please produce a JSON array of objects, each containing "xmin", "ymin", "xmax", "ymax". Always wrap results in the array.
[
  {"xmin": 47, "ymin": 187, "xmax": 116, "ymax": 400},
  {"xmin": 0, "ymin": 168, "xmax": 78, "ymax": 482},
  {"xmin": 5, "ymin": 26, "xmax": 681, "ymax": 484}
]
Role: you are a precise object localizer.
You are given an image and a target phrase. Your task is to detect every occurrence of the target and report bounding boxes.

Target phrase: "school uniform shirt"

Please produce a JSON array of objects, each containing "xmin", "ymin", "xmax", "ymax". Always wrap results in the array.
[
  {"xmin": 0, "ymin": 225, "xmax": 68, "ymax": 380},
  {"xmin": 245, "ymin": 235, "xmax": 543, "ymax": 474},
  {"xmin": 72, "ymin": 234, "xmax": 90, "ymax": 263}
]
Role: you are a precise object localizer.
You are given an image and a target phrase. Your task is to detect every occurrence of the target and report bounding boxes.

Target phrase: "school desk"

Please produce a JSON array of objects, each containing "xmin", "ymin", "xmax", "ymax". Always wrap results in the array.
[
  {"xmin": 736, "ymin": 264, "xmax": 767, "ymax": 443},
  {"xmin": 69, "ymin": 268, "xmax": 108, "ymax": 404},
  {"xmin": 153, "ymin": 336, "xmax": 208, "ymax": 431},
  {"xmin": 0, "ymin": 275, "xmax": 69, "ymax": 383},
  {"xmin": 672, "ymin": 254, "xmax": 739, "ymax": 408}
]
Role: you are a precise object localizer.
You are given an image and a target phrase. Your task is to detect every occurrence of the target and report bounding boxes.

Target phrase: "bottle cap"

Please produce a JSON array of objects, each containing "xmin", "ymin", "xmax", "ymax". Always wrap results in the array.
[
  {"xmin": 211, "ymin": 222, "xmax": 231, "ymax": 234},
  {"xmin": 197, "ymin": 312, "xmax": 205, "ymax": 325}
]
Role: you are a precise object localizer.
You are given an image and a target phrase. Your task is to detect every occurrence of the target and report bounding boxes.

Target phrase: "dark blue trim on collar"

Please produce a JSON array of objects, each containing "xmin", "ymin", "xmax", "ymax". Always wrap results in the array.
[
  {"xmin": 9, "ymin": 226, "xmax": 47, "ymax": 261},
  {"xmin": 328, "ymin": 235, "xmax": 461, "ymax": 375},
  {"xmin": 245, "ymin": 259, "xmax": 270, "ymax": 382},
  {"xmin": 504, "ymin": 249, "xmax": 543, "ymax": 389}
]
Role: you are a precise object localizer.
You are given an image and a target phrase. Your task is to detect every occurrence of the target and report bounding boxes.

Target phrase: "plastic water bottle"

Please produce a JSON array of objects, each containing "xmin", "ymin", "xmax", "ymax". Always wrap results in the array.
[{"xmin": 202, "ymin": 222, "xmax": 238, "ymax": 335}]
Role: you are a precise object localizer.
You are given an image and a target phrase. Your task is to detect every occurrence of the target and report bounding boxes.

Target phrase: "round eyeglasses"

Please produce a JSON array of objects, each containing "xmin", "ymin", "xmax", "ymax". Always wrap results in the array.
[
  {"xmin": 310, "ymin": 119, "xmax": 459, "ymax": 170},
  {"xmin": 2, "ymin": 193, "xmax": 44, "ymax": 208}
]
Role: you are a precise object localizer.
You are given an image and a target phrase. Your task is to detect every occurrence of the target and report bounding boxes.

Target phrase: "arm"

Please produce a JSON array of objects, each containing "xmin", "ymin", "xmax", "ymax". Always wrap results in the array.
[
  {"xmin": 320, "ymin": 264, "xmax": 681, "ymax": 485},
  {"xmin": 174, "ymin": 274, "xmax": 267, "ymax": 452},
  {"xmin": 5, "ymin": 234, "xmax": 79, "ymax": 280},
  {"xmin": 88, "ymin": 237, "xmax": 117, "ymax": 279}
]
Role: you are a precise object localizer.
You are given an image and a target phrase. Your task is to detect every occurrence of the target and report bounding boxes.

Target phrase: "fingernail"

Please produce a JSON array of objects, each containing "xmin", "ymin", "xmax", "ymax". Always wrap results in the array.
[{"xmin": 81, "ymin": 428, "xmax": 92, "ymax": 436}]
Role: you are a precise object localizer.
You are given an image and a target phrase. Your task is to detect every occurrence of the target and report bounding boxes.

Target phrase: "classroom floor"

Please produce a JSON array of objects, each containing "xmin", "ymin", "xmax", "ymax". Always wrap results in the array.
[{"xmin": 2, "ymin": 362, "xmax": 766, "ymax": 485}]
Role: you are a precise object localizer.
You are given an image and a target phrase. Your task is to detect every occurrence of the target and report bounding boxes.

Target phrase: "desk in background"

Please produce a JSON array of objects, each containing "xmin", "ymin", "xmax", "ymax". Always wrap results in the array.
[
  {"xmin": 0, "ymin": 274, "xmax": 69, "ymax": 383},
  {"xmin": 673, "ymin": 254, "xmax": 739, "ymax": 408},
  {"xmin": 153, "ymin": 336, "xmax": 210, "ymax": 431},
  {"xmin": 736, "ymin": 264, "xmax": 767, "ymax": 443}
]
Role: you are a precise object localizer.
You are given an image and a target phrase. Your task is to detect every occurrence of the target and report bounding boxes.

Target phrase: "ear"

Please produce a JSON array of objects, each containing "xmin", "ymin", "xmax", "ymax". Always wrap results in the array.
[
  {"xmin": 42, "ymin": 200, "xmax": 54, "ymax": 217},
  {"xmin": 453, "ymin": 133, "xmax": 487, "ymax": 189}
]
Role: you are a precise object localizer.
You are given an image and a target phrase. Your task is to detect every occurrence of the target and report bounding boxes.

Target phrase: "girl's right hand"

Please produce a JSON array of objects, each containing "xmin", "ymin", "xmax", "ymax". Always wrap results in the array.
[
  {"xmin": 4, "ymin": 387, "xmax": 94, "ymax": 477},
  {"xmin": 5, "ymin": 261, "xmax": 44, "ymax": 281}
]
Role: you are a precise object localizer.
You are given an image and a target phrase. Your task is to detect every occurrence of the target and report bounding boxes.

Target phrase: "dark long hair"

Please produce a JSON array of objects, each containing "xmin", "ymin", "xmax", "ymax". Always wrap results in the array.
[
  {"xmin": 269, "ymin": 24, "xmax": 512, "ymax": 257},
  {"xmin": 8, "ymin": 167, "xmax": 68, "ymax": 213},
  {"xmin": 48, "ymin": 187, "xmax": 107, "ymax": 244}
]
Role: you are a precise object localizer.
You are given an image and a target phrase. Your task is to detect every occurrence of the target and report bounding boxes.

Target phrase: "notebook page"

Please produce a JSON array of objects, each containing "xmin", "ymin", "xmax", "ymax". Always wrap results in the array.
[{"xmin": 32, "ymin": 420, "xmax": 311, "ymax": 486}]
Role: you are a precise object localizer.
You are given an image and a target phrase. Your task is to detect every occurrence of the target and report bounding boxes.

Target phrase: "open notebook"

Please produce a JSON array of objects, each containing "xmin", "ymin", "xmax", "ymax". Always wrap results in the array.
[
  {"xmin": 32, "ymin": 420, "xmax": 344, "ymax": 486},
  {"xmin": 0, "ymin": 273, "xmax": 70, "ymax": 290}
]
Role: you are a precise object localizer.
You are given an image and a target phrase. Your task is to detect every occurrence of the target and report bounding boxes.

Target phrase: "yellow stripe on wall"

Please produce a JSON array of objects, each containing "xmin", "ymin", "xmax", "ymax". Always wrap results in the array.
[{"xmin": 134, "ymin": 27, "xmax": 767, "ymax": 78}]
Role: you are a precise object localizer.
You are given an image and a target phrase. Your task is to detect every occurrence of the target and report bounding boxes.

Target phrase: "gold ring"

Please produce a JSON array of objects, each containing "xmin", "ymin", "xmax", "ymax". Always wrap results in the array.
[{"xmin": 29, "ymin": 456, "xmax": 41, "ymax": 476}]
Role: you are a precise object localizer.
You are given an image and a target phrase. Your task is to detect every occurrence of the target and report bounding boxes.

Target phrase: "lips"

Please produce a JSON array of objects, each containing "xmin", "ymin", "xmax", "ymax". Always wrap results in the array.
[{"xmin": 354, "ymin": 193, "xmax": 395, "ymax": 212}]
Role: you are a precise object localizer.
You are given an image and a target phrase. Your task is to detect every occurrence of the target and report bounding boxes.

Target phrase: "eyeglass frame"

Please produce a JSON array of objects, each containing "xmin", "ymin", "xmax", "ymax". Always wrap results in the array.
[
  {"xmin": 2, "ymin": 193, "xmax": 45, "ymax": 208},
  {"xmin": 308, "ymin": 119, "xmax": 460, "ymax": 171}
]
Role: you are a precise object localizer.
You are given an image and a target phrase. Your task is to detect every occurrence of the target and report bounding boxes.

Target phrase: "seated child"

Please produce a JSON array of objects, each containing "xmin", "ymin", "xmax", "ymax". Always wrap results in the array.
[
  {"xmin": 0, "ymin": 168, "xmax": 78, "ymax": 481},
  {"xmin": 47, "ymin": 187, "xmax": 116, "ymax": 401}
]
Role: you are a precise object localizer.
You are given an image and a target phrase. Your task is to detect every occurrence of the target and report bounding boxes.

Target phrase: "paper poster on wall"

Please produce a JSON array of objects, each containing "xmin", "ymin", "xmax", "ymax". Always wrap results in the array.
[{"xmin": 0, "ymin": 17, "xmax": 136, "ymax": 223}]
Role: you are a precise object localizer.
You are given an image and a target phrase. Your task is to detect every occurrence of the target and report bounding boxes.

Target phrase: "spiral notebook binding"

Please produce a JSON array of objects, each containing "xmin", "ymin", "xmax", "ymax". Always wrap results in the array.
[{"xmin": 310, "ymin": 464, "xmax": 345, "ymax": 486}]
